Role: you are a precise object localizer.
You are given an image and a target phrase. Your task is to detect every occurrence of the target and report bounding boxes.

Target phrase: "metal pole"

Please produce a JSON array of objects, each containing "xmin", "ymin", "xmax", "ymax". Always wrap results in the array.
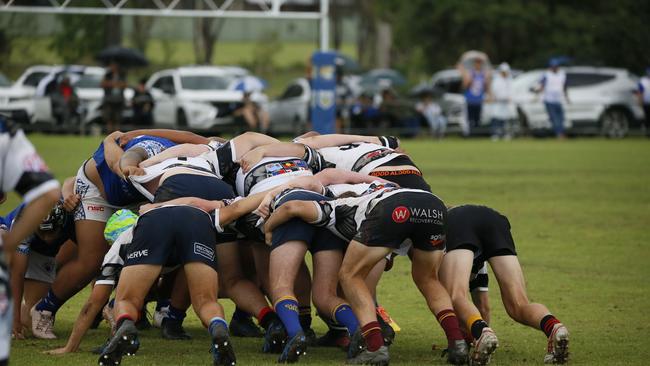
[{"xmin": 319, "ymin": 0, "xmax": 329, "ymax": 51}]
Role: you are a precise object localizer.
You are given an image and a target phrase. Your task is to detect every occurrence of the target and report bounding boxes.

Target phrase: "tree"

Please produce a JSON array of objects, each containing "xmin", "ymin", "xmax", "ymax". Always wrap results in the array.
[{"xmin": 49, "ymin": 15, "xmax": 107, "ymax": 64}]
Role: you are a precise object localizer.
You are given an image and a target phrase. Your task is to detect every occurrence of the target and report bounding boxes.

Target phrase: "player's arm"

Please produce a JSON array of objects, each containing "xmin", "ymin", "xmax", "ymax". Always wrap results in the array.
[
  {"xmin": 3, "ymin": 190, "xmax": 59, "ymax": 257},
  {"xmin": 10, "ymin": 245, "xmax": 28, "ymax": 339},
  {"xmin": 61, "ymin": 176, "xmax": 80, "ymax": 212},
  {"xmin": 296, "ymin": 134, "xmax": 399, "ymax": 150},
  {"xmin": 215, "ymin": 192, "xmax": 268, "ymax": 229},
  {"xmin": 139, "ymin": 143, "xmax": 211, "ymax": 168},
  {"xmin": 264, "ymin": 201, "xmax": 321, "ymax": 235},
  {"xmin": 45, "ymin": 284, "xmax": 113, "ymax": 354},
  {"xmin": 229, "ymin": 131, "xmax": 280, "ymax": 160},
  {"xmin": 314, "ymin": 168, "xmax": 387, "ymax": 186},
  {"xmin": 117, "ymin": 147, "xmax": 150, "ymax": 178},
  {"xmin": 102, "ymin": 131, "xmax": 127, "ymax": 176},
  {"xmin": 118, "ymin": 129, "xmax": 209, "ymax": 147},
  {"xmin": 239, "ymin": 142, "xmax": 306, "ymax": 172}
]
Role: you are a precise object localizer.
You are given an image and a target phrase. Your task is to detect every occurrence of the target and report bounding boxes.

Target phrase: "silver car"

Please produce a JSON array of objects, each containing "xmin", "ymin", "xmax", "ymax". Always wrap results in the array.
[{"xmin": 513, "ymin": 67, "xmax": 644, "ymax": 137}]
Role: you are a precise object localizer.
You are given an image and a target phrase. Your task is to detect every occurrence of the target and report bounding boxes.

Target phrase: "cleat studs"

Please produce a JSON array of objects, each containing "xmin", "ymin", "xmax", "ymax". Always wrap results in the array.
[
  {"xmin": 224, "ymin": 341, "xmax": 228, "ymax": 346},
  {"xmin": 123, "ymin": 335, "xmax": 128, "ymax": 340}
]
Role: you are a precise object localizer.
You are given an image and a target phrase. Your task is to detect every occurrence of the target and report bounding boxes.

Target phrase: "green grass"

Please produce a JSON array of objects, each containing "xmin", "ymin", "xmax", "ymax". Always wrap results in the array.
[{"xmin": 5, "ymin": 136, "xmax": 650, "ymax": 365}]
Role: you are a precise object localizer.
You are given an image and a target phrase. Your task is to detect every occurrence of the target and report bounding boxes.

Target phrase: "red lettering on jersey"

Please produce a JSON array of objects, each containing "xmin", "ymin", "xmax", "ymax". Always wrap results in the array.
[
  {"xmin": 392, "ymin": 206, "xmax": 410, "ymax": 223},
  {"xmin": 88, "ymin": 205, "xmax": 105, "ymax": 212}
]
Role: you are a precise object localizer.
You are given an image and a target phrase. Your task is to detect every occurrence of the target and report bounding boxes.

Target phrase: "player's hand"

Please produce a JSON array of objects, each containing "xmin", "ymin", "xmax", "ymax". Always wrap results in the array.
[
  {"xmin": 117, "ymin": 131, "xmax": 138, "ymax": 147},
  {"xmin": 239, "ymin": 148, "xmax": 265, "ymax": 173},
  {"xmin": 44, "ymin": 346, "xmax": 74, "ymax": 355},
  {"xmin": 264, "ymin": 229, "xmax": 272, "ymax": 246},
  {"xmin": 254, "ymin": 195, "xmax": 273, "ymax": 219},
  {"xmin": 121, "ymin": 166, "xmax": 145, "ymax": 178},
  {"xmin": 63, "ymin": 193, "xmax": 81, "ymax": 212}
]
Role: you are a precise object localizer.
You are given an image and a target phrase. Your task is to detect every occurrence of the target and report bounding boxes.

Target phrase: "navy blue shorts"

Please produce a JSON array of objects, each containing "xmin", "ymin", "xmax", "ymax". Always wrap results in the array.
[
  {"xmin": 154, "ymin": 174, "xmax": 237, "ymax": 244},
  {"xmin": 125, "ymin": 206, "xmax": 218, "ymax": 271},
  {"xmin": 271, "ymin": 190, "xmax": 347, "ymax": 253}
]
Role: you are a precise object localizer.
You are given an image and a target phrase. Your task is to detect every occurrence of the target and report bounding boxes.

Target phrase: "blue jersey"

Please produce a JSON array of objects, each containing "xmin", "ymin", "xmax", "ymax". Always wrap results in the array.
[
  {"xmin": 0, "ymin": 203, "xmax": 24, "ymax": 229},
  {"xmin": 92, "ymin": 135, "xmax": 175, "ymax": 206},
  {"xmin": 464, "ymin": 70, "xmax": 486, "ymax": 105}
]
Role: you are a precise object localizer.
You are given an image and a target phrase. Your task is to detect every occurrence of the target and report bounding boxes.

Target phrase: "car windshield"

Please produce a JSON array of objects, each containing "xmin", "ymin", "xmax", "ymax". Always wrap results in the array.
[
  {"xmin": 0, "ymin": 74, "xmax": 10, "ymax": 87},
  {"xmin": 181, "ymin": 75, "xmax": 230, "ymax": 90},
  {"xmin": 74, "ymin": 74, "xmax": 102, "ymax": 88}
]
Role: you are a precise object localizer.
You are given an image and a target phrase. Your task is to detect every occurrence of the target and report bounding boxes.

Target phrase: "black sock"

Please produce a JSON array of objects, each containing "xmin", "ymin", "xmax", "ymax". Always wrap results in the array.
[
  {"xmin": 260, "ymin": 311, "xmax": 278, "ymax": 330},
  {"xmin": 299, "ymin": 306, "xmax": 312, "ymax": 330},
  {"xmin": 470, "ymin": 319, "xmax": 489, "ymax": 340}
]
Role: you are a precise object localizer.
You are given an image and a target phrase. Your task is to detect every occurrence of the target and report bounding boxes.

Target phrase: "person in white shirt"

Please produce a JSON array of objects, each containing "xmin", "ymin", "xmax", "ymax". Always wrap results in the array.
[
  {"xmin": 488, "ymin": 63, "xmax": 515, "ymax": 140},
  {"xmin": 416, "ymin": 91, "xmax": 446, "ymax": 139},
  {"xmin": 536, "ymin": 59, "xmax": 570, "ymax": 139}
]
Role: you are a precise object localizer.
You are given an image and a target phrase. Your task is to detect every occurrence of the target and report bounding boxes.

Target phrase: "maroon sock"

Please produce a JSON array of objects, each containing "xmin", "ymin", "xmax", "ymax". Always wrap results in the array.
[
  {"xmin": 361, "ymin": 321, "xmax": 384, "ymax": 352},
  {"xmin": 458, "ymin": 318, "xmax": 473, "ymax": 344},
  {"xmin": 540, "ymin": 314, "xmax": 560, "ymax": 337},
  {"xmin": 436, "ymin": 309, "xmax": 465, "ymax": 349}
]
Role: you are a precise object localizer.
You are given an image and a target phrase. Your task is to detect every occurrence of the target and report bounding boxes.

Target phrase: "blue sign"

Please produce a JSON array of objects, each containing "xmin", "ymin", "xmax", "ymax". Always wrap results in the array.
[{"xmin": 310, "ymin": 51, "xmax": 337, "ymax": 134}]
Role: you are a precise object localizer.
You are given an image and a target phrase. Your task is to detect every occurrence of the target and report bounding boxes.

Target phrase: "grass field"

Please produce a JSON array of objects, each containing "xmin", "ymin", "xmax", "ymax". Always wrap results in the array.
[{"xmin": 4, "ymin": 135, "xmax": 650, "ymax": 365}]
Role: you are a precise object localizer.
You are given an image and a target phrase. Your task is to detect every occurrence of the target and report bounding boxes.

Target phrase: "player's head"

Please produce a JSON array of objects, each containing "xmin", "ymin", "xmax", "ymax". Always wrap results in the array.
[{"xmin": 104, "ymin": 209, "xmax": 138, "ymax": 244}]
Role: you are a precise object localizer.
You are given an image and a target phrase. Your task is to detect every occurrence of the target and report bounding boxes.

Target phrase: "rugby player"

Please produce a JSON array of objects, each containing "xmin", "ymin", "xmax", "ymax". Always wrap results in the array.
[
  {"xmin": 30, "ymin": 129, "xmax": 205, "ymax": 339},
  {"xmin": 264, "ymin": 182, "xmax": 469, "ymax": 365},
  {"xmin": 439, "ymin": 205, "xmax": 569, "ymax": 365},
  {"xmin": 9, "ymin": 200, "xmax": 76, "ymax": 339},
  {"xmin": 0, "ymin": 117, "xmax": 60, "ymax": 365}
]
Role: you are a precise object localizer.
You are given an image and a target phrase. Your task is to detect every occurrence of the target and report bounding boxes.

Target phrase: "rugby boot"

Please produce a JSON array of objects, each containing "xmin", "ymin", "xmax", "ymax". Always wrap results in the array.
[
  {"xmin": 316, "ymin": 328, "xmax": 350, "ymax": 350},
  {"xmin": 278, "ymin": 330, "xmax": 308, "ymax": 363},
  {"xmin": 543, "ymin": 324, "xmax": 569, "ymax": 364},
  {"xmin": 347, "ymin": 330, "xmax": 365, "ymax": 360},
  {"xmin": 153, "ymin": 305, "xmax": 169, "ymax": 328},
  {"xmin": 303, "ymin": 327, "xmax": 317, "ymax": 346},
  {"xmin": 98, "ymin": 319, "xmax": 139, "ymax": 366},
  {"xmin": 346, "ymin": 346, "xmax": 390, "ymax": 366},
  {"xmin": 376, "ymin": 314, "xmax": 395, "ymax": 346},
  {"xmin": 161, "ymin": 318, "xmax": 192, "ymax": 340},
  {"xmin": 444, "ymin": 339, "xmax": 469, "ymax": 365},
  {"xmin": 211, "ymin": 322, "xmax": 237, "ymax": 366},
  {"xmin": 230, "ymin": 315, "xmax": 263, "ymax": 338},
  {"xmin": 263, "ymin": 318, "xmax": 287, "ymax": 354},
  {"xmin": 30, "ymin": 306, "xmax": 56, "ymax": 339},
  {"xmin": 470, "ymin": 327, "xmax": 498, "ymax": 366}
]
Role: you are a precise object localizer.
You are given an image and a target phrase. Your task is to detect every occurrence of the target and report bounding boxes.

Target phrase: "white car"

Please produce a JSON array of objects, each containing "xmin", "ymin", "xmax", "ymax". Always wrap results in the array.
[
  {"xmin": 266, "ymin": 77, "xmax": 311, "ymax": 135},
  {"xmin": 146, "ymin": 66, "xmax": 246, "ymax": 129},
  {"xmin": 0, "ymin": 65, "xmax": 54, "ymax": 123},
  {"xmin": 513, "ymin": 67, "xmax": 644, "ymax": 137}
]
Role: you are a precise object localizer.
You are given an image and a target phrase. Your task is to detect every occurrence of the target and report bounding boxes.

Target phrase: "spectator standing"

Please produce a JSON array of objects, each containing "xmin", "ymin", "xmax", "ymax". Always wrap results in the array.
[
  {"xmin": 488, "ymin": 63, "xmax": 515, "ymax": 140},
  {"xmin": 636, "ymin": 67, "xmax": 650, "ymax": 137},
  {"xmin": 335, "ymin": 66, "xmax": 352, "ymax": 132},
  {"xmin": 461, "ymin": 58, "xmax": 490, "ymax": 136},
  {"xmin": 100, "ymin": 62, "xmax": 127, "ymax": 132},
  {"xmin": 52, "ymin": 76, "xmax": 78, "ymax": 126},
  {"xmin": 415, "ymin": 91, "xmax": 446, "ymax": 139},
  {"xmin": 132, "ymin": 78, "xmax": 154, "ymax": 126},
  {"xmin": 537, "ymin": 59, "xmax": 570, "ymax": 139},
  {"xmin": 349, "ymin": 93, "xmax": 380, "ymax": 132}
]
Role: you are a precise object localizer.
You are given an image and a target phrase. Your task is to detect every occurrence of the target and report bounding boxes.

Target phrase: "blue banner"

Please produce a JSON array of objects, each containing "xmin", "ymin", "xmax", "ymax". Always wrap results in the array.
[{"xmin": 310, "ymin": 51, "xmax": 337, "ymax": 134}]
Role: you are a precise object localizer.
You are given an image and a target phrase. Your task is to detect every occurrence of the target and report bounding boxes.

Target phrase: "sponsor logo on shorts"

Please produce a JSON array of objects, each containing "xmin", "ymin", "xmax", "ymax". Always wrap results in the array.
[
  {"xmin": 193, "ymin": 242, "xmax": 215, "ymax": 261},
  {"xmin": 392, "ymin": 206, "xmax": 410, "ymax": 223},
  {"xmin": 87, "ymin": 205, "xmax": 105, "ymax": 212},
  {"xmin": 127, "ymin": 249, "xmax": 149, "ymax": 260},
  {"xmin": 429, "ymin": 234, "xmax": 445, "ymax": 247},
  {"xmin": 392, "ymin": 206, "xmax": 444, "ymax": 225}
]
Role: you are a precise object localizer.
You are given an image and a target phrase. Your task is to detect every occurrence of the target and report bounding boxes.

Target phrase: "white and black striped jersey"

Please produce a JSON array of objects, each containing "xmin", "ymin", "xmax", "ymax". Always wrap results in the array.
[
  {"xmin": 314, "ymin": 142, "xmax": 404, "ymax": 175},
  {"xmin": 235, "ymin": 145, "xmax": 330, "ymax": 197},
  {"xmin": 95, "ymin": 227, "xmax": 133, "ymax": 287}
]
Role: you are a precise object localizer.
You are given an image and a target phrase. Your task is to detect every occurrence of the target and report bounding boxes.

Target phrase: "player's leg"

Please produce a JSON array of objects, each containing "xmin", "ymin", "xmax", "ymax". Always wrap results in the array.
[
  {"xmin": 269, "ymin": 240, "xmax": 309, "ymax": 362},
  {"xmin": 411, "ymin": 247, "xmax": 467, "ymax": 364},
  {"xmin": 439, "ymin": 249, "xmax": 497, "ymax": 365},
  {"xmin": 489, "ymin": 255, "xmax": 569, "ymax": 364},
  {"xmin": 339, "ymin": 240, "xmax": 391, "ymax": 363},
  {"xmin": 184, "ymin": 262, "xmax": 236, "ymax": 366},
  {"xmin": 229, "ymin": 243, "xmax": 263, "ymax": 338},
  {"xmin": 295, "ymin": 261, "xmax": 314, "ymax": 338},
  {"xmin": 160, "ymin": 269, "xmax": 192, "ymax": 340}
]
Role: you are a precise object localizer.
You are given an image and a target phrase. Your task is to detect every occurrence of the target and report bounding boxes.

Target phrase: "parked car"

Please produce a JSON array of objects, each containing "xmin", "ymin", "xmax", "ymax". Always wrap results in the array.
[
  {"xmin": 0, "ymin": 73, "xmax": 11, "ymax": 87},
  {"xmin": 513, "ymin": 67, "xmax": 644, "ymax": 137},
  {"xmin": 0, "ymin": 65, "xmax": 54, "ymax": 124},
  {"xmin": 146, "ymin": 66, "xmax": 247, "ymax": 129},
  {"xmin": 266, "ymin": 77, "xmax": 311, "ymax": 135}
]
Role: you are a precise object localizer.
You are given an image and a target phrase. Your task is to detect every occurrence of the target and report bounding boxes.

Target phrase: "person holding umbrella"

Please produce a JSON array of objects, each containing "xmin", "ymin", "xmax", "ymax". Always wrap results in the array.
[
  {"xmin": 460, "ymin": 55, "xmax": 491, "ymax": 137},
  {"xmin": 230, "ymin": 76, "xmax": 270, "ymax": 134},
  {"xmin": 100, "ymin": 62, "xmax": 127, "ymax": 133}
]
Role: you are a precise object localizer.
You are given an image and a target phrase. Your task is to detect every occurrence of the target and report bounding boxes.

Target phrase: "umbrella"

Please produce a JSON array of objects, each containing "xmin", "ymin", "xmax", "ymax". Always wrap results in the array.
[
  {"xmin": 96, "ymin": 46, "xmax": 149, "ymax": 67},
  {"xmin": 360, "ymin": 68, "xmax": 407, "ymax": 89},
  {"xmin": 458, "ymin": 50, "xmax": 491, "ymax": 70},
  {"xmin": 229, "ymin": 76, "xmax": 267, "ymax": 93},
  {"xmin": 335, "ymin": 53, "xmax": 362, "ymax": 74}
]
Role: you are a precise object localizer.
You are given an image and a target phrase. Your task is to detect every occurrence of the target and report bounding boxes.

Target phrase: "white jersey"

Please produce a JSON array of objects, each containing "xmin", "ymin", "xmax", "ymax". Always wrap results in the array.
[
  {"xmin": 316, "ymin": 142, "xmax": 404, "ymax": 175},
  {"xmin": 236, "ymin": 157, "xmax": 313, "ymax": 196},
  {"xmin": 0, "ymin": 122, "xmax": 59, "ymax": 362},
  {"xmin": 542, "ymin": 70, "xmax": 567, "ymax": 103},
  {"xmin": 95, "ymin": 227, "xmax": 133, "ymax": 287}
]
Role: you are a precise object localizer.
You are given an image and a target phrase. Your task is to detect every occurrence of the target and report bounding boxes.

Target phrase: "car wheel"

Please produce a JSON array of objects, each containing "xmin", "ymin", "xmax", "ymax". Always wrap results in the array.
[
  {"xmin": 600, "ymin": 108, "xmax": 629, "ymax": 138},
  {"xmin": 176, "ymin": 108, "xmax": 188, "ymax": 128}
]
